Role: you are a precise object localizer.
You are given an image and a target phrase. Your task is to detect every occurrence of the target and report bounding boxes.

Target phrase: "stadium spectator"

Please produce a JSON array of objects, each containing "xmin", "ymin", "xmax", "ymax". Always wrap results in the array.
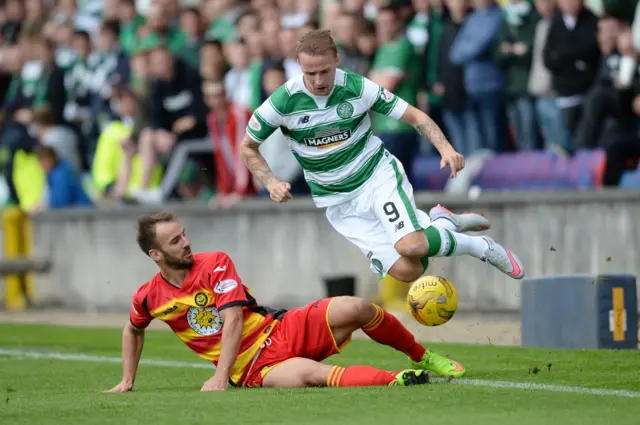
[
  {"xmin": 601, "ymin": 27, "xmax": 640, "ymax": 185},
  {"xmin": 493, "ymin": 0, "xmax": 540, "ymax": 151},
  {"xmin": 177, "ymin": 7, "xmax": 204, "ymax": 70},
  {"xmin": 35, "ymin": 145, "xmax": 92, "ymax": 209},
  {"xmin": 355, "ymin": 20, "xmax": 378, "ymax": 65},
  {"xmin": 279, "ymin": 27, "xmax": 303, "ymax": 79},
  {"xmin": 543, "ymin": 0, "xmax": 600, "ymax": 140},
  {"xmin": 23, "ymin": 0, "xmax": 47, "ymax": 35},
  {"xmin": 528, "ymin": 0, "xmax": 573, "ymax": 152},
  {"xmin": 138, "ymin": 1, "xmax": 185, "ymax": 54},
  {"xmin": 4, "ymin": 34, "xmax": 65, "ymax": 126},
  {"xmin": 260, "ymin": 18, "xmax": 283, "ymax": 63},
  {"xmin": 334, "ymin": 12, "xmax": 373, "ymax": 75},
  {"xmin": 437, "ymin": 0, "xmax": 482, "ymax": 157},
  {"xmin": 90, "ymin": 19, "xmax": 130, "ymax": 134},
  {"xmin": 92, "ymin": 84, "xmax": 163, "ymax": 203},
  {"xmin": 199, "ymin": 39, "xmax": 227, "ymax": 81},
  {"xmin": 223, "ymin": 38, "xmax": 254, "ymax": 110},
  {"xmin": 134, "ymin": 42, "xmax": 208, "ymax": 204},
  {"xmin": 33, "ymin": 105, "xmax": 82, "ymax": 174},
  {"xmin": 204, "ymin": 79, "xmax": 256, "ymax": 210},
  {"xmin": 236, "ymin": 9, "xmax": 260, "ymax": 42},
  {"xmin": 63, "ymin": 30, "xmax": 94, "ymax": 156},
  {"xmin": 416, "ymin": 0, "xmax": 448, "ymax": 151},
  {"xmin": 2, "ymin": 0, "xmax": 24, "ymax": 46},
  {"xmin": 573, "ymin": 16, "xmax": 624, "ymax": 149},
  {"xmin": 450, "ymin": 0, "xmax": 506, "ymax": 153},
  {"xmin": 370, "ymin": 3, "xmax": 420, "ymax": 184},
  {"xmin": 117, "ymin": 0, "xmax": 146, "ymax": 57}
]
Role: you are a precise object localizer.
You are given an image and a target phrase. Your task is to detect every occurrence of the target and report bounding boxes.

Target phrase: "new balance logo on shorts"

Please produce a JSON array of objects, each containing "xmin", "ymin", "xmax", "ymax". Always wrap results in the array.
[{"xmin": 394, "ymin": 221, "xmax": 405, "ymax": 233}]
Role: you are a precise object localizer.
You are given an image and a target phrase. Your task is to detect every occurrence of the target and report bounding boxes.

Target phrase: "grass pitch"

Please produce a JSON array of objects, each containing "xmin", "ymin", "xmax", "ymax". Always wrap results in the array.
[{"xmin": 0, "ymin": 323, "xmax": 639, "ymax": 425}]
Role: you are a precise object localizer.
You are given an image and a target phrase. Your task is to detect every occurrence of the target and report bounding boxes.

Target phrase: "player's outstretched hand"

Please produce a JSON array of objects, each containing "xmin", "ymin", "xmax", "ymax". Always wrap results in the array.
[
  {"xmin": 440, "ymin": 148, "xmax": 465, "ymax": 178},
  {"xmin": 201, "ymin": 375, "xmax": 229, "ymax": 392},
  {"xmin": 266, "ymin": 180, "xmax": 293, "ymax": 203},
  {"xmin": 104, "ymin": 381, "xmax": 133, "ymax": 393}
]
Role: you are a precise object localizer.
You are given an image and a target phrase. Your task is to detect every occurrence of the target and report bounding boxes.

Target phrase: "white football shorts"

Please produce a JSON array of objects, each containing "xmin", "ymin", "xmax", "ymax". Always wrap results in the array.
[{"xmin": 325, "ymin": 150, "xmax": 431, "ymax": 277}]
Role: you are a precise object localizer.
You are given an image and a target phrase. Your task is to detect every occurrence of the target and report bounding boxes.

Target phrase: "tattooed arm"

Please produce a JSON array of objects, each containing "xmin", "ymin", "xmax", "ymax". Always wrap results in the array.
[
  {"xmin": 399, "ymin": 104, "xmax": 454, "ymax": 154},
  {"xmin": 240, "ymin": 134, "xmax": 293, "ymax": 202},
  {"xmin": 240, "ymin": 135, "xmax": 277, "ymax": 188},
  {"xmin": 399, "ymin": 104, "xmax": 465, "ymax": 177}
]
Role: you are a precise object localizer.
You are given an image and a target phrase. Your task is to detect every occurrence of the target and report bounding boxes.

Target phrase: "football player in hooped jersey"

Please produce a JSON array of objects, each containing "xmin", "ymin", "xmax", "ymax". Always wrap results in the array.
[
  {"xmin": 240, "ymin": 29, "xmax": 525, "ymax": 284},
  {"xmin": 106, "ymin": 212, "xmax": 466, "ymax": 393}
]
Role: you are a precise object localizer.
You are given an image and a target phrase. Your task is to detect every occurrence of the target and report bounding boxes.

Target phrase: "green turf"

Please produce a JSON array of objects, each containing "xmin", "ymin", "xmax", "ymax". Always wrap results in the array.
[{"xmin": 0, "ymin": 324, "xmax": 639, "ymax": 425}]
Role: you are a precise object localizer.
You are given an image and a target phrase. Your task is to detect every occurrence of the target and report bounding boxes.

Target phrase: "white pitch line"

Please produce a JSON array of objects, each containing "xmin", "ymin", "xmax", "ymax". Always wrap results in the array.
[
  {"xmin": 1, "ymin": 348, "xmax": 639, "ymax": 398},
  {"xmin": 0, "ymin": 348, "xmax": 214, "ymax": 369}
]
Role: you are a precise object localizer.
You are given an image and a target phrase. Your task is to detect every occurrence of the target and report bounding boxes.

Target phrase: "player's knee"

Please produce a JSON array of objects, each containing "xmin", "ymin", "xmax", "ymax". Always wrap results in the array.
[
  {"xmin": 388, "ymin": 260, "xmax": 424, "ymax": 283},
  {"xmin": 395, "ymin": 235, "xmax": 429, "ymax": 259},
  {"xmin": 348, "ymin": 297, "xmax": 377, "ymax": 326},
  {"xmin": 330, "ymin": 296, "xmax": 376, "ymax": 327}
]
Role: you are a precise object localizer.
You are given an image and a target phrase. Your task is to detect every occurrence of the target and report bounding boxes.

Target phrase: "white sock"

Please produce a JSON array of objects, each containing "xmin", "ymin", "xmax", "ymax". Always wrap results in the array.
[{"xmin": 424, "ymin": 226, "xmax": 488, "ymax": 258}]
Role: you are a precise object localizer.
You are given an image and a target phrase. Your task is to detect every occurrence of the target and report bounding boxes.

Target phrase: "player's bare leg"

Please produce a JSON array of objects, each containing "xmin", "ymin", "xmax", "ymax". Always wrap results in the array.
[
  {"xmin": 261, "ymin": 357, "xmax": 335, "ymax": 388},
  {"xmin": 326, "ymin": 296, "xmax": 464, "ymax": 379},
  {"xmin": 261, "ymin": 356, "xmax": 428, "ymax": 388},
  {"xmin": 261, "ymin": 296, "xmax": 434, "ymax": 389},
  {"xmin": 391, "ymin": 227, "xmax": 524, "ymax": 283},
  {"xmin": 261, "ymin": 356, "xmax": 429, "ymax": 388}
]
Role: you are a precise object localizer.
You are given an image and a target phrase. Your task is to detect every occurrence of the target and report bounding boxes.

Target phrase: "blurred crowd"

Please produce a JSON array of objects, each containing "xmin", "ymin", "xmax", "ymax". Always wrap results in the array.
[{"xmin": 0, "ymin": 0, "xmax": 638, "ymax": 211}]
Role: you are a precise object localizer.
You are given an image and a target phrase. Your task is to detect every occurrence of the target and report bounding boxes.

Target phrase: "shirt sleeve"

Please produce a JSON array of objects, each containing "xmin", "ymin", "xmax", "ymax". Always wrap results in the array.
[
  {"xmin": 209, "ymin": 253, "xmax": 250, "ymax": 311},
  {"xmin": 245, "ymin": 87, "xmax": 285, "ymax": 143},
  {"xmin": 129, "ymin": 286, "xmax": 153, "ymax": 329},
  {"xmin": 362, "ymin": 77, "xmax": 409, "ymax": 120}
]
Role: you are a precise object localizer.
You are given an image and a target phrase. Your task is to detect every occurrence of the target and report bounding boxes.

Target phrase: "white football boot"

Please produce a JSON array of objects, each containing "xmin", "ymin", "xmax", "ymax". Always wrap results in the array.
[
  {"xmin": 480, "ymin": 236, "xmax": 525, "ymax": 280},
  {"xmin": 429, "ymin": 204, "xmax": 490, "ymax": 233}
]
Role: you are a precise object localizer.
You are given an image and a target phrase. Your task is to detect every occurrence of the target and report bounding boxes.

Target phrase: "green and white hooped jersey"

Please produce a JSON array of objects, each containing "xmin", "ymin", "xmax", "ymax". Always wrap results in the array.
[{"xmin": 246, "ymin": 69, "xmax": 408, "ymax": 207}]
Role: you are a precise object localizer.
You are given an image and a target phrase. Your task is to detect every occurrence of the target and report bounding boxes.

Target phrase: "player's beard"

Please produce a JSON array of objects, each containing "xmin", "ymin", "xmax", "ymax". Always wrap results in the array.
[{"xmin": 162, "ymin": 249, "xmax": 194, "ymax": 270}]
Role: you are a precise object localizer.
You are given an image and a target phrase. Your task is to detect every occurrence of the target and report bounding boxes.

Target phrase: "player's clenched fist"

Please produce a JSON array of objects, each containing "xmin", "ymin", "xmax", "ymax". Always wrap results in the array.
[{"xmin": 266, "ymin": 180, "xmax": 293, "ymax": 203}]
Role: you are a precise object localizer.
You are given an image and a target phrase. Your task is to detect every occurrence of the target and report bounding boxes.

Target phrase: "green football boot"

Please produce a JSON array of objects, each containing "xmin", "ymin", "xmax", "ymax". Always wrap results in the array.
[
  {"xmin": 392, "ymin": 369, "xmax": 430, "ymax": 386},
  {"xmin": 411, "ymin": 349, "xmax": 466, "ymax": 379}
]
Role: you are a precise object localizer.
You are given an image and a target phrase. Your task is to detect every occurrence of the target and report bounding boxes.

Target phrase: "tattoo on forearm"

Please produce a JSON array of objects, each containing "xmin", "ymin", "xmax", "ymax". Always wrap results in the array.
[
  {"xmin": 415, "ymin": 116, "xmax": 453, "ymax": 152},
  {"xmin": 241, "ymin": 143, "xmax": 276, "ymax": 187}
]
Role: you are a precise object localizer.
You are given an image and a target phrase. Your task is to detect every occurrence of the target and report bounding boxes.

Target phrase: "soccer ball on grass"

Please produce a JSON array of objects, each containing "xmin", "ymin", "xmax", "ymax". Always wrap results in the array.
[{"xmin": 407, "ymin": 275, "xmax": 458, "ymax": 326}]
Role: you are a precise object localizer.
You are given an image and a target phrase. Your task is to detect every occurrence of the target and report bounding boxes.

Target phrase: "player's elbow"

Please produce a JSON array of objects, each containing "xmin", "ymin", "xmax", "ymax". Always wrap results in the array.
[
  {"xmin": 125, "ymin": 321, "xmax": 145, "ymax": 337},
  {"xmin": 240, "ymin": 136, "xmax": 259, "ymax": 157}
]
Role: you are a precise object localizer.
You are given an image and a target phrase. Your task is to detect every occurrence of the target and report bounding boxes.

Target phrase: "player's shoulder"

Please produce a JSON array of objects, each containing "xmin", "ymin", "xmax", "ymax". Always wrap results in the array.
[
  {"xmin": 338, "ymin": 69, "xmax": 372, "ymax": 98},
  {"xmin": 132, "ymin": 278, "xmax": 156, "ymax": 301},
  {"xmin": 195, "ymin": 251, "xmax": 234, "ymax": 267},
  {"xmin": 265, "ymin": 74, "xmax": 301, "ymax": 114}
]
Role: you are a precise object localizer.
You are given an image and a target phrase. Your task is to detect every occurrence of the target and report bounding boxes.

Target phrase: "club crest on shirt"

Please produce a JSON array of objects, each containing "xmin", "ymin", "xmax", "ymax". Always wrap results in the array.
[
  {"xmin": 337, "ymin": 102, "xmax": 354, "ymax": 119},
  {"xmin": 194, "ymin": 292, "xmax": 209, "ymax": 307},
  {"xmin": 187, "ymin": 306, "xmax": 223, "ymax": 336}
]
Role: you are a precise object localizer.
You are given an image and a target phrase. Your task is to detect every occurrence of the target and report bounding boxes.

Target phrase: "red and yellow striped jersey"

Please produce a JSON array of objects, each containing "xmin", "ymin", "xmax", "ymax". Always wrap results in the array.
[{"xmin": 129, "ymin": 252, "xmax": 284, "ymax": 385}]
